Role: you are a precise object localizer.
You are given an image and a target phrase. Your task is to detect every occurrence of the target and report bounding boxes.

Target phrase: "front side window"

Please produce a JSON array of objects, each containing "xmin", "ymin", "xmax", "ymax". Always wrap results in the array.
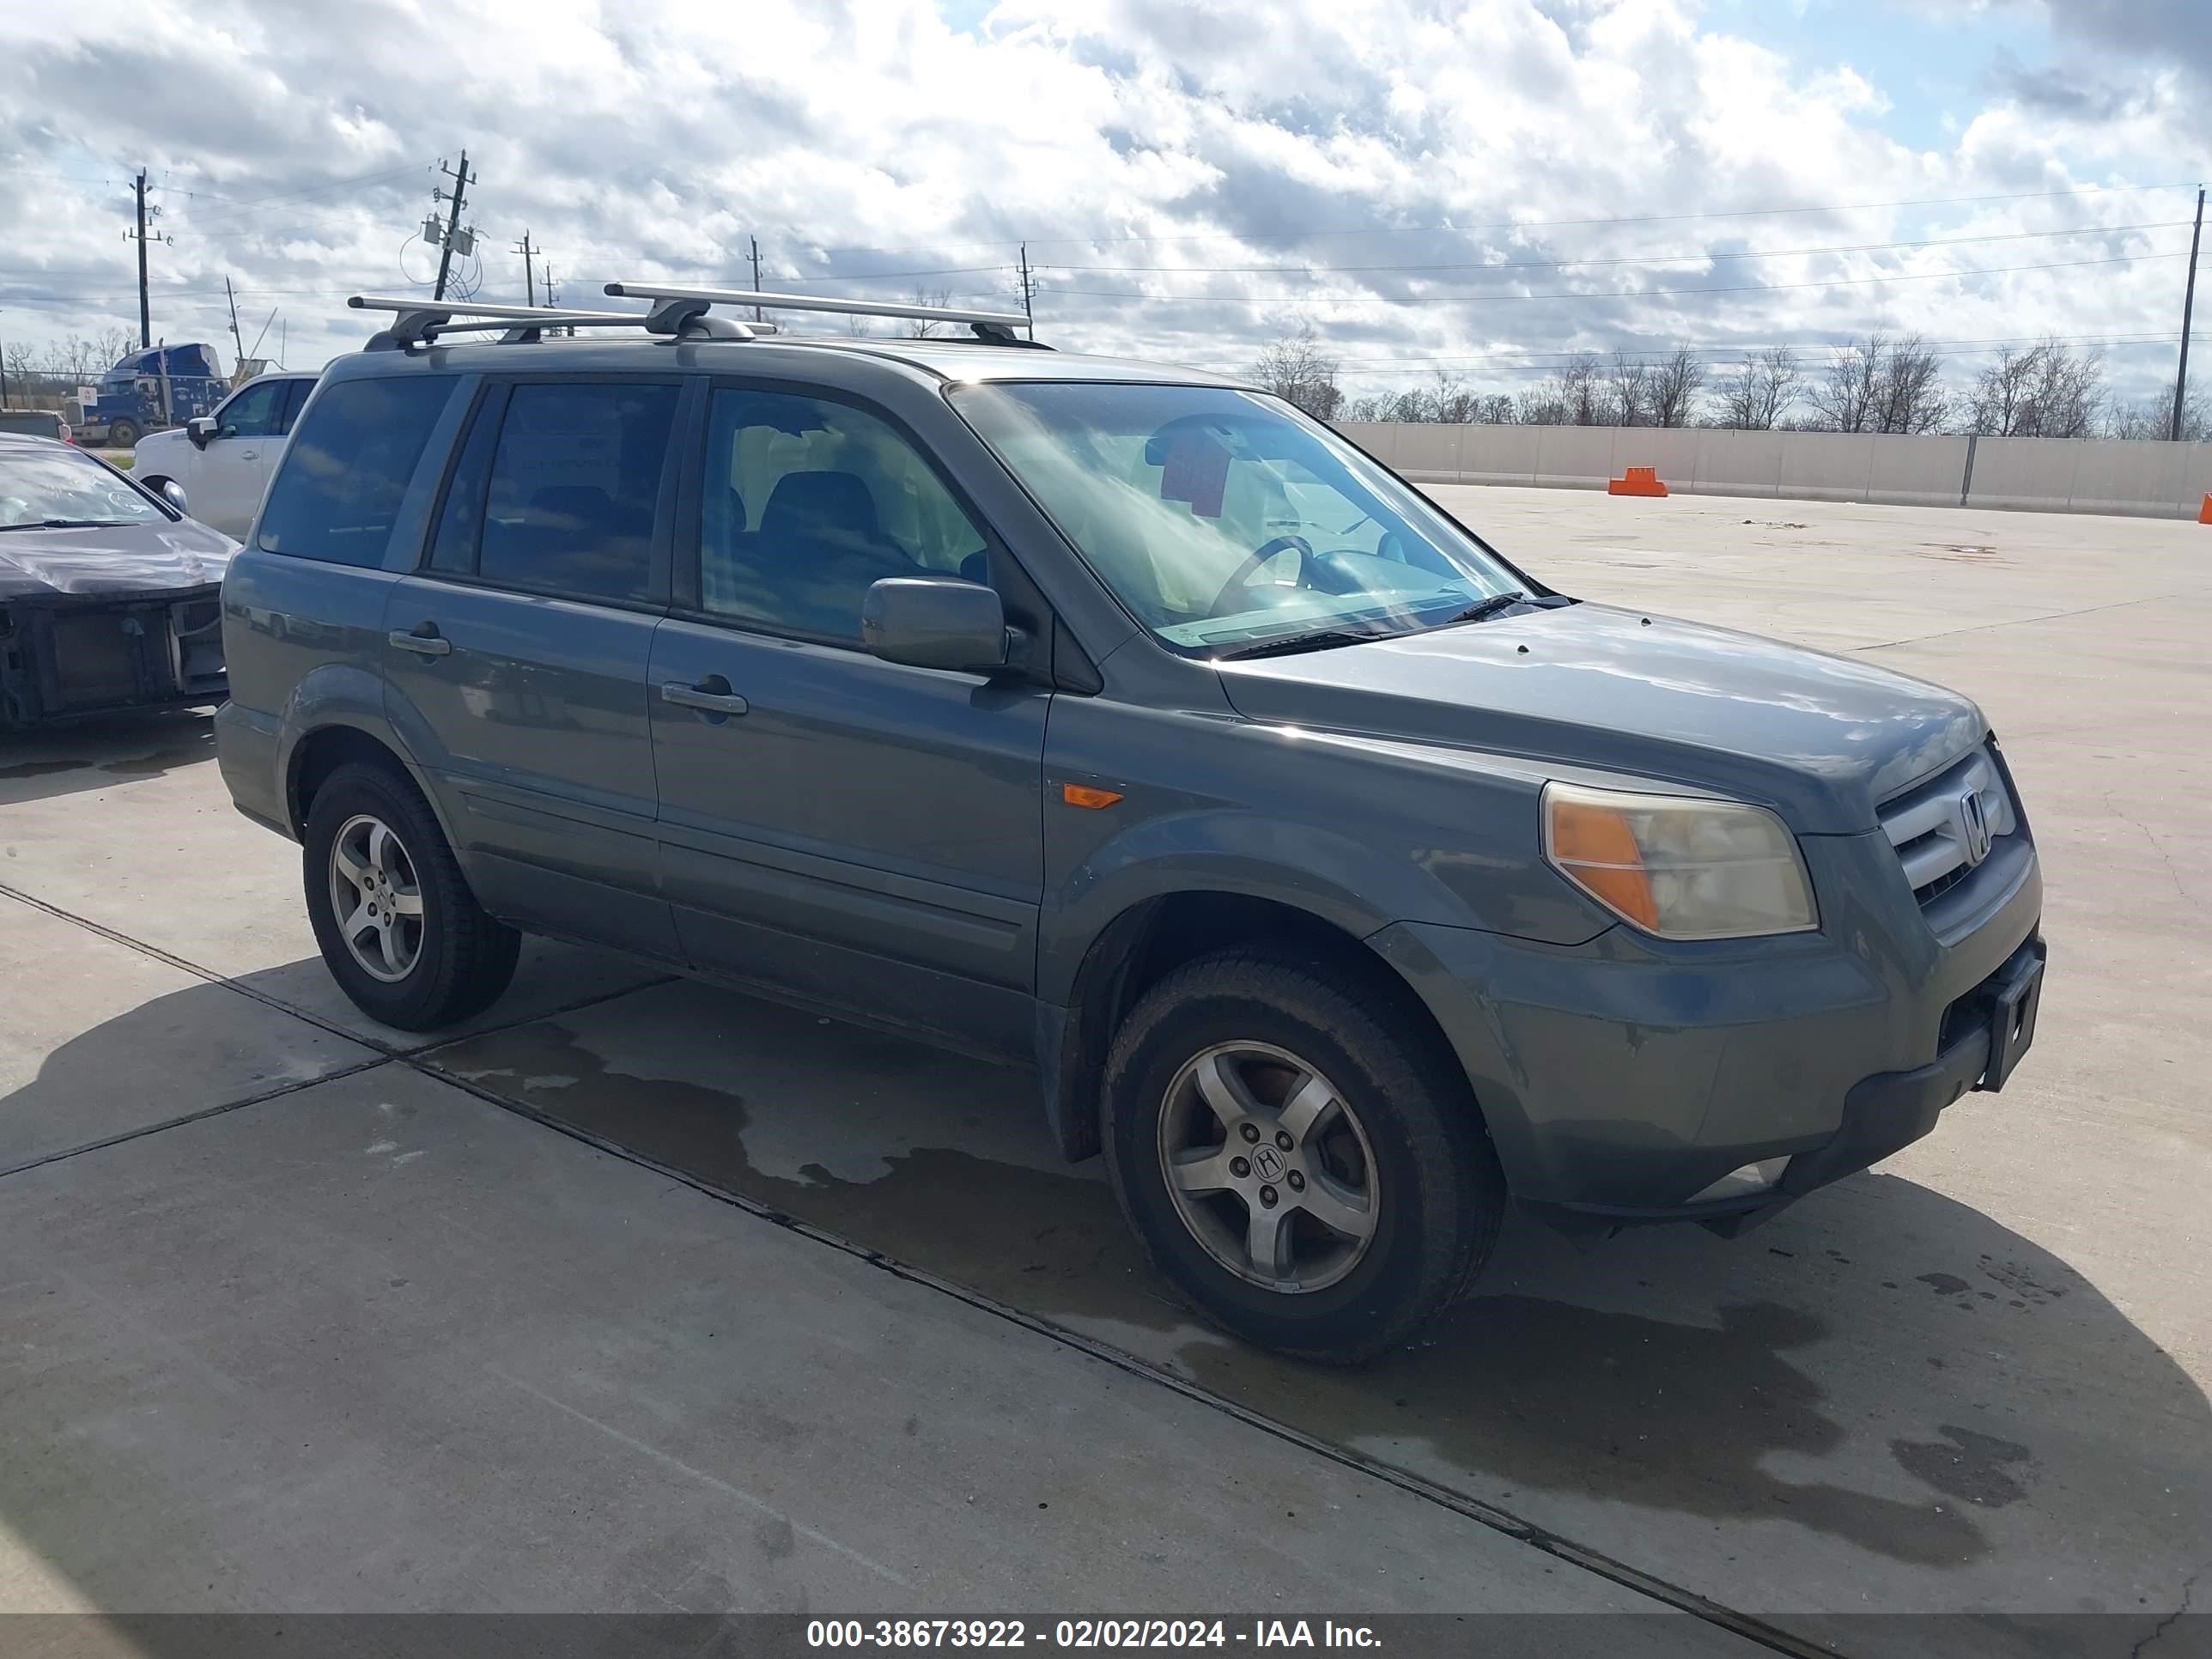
[
  {"xmin": 697, "ymin": 387, "xmax": 990, "ymax": 642},
  {"xmin": 217, "ymin": 380, "xmax": 285, "ymax": 439},
  {"xmin": 257, "ymin": 375, "xmax": 458, "ymax": 566},
  {"xmin": 476, "ymin": 381, "xmax": 677, "ymax": 602},
  {"xmin": 951, "ymin": 382, "xmax": 1521, "ymax": 652},
  {"xmin": 0, "ymin": 447, "xmax": 166, "ymax": 529}
]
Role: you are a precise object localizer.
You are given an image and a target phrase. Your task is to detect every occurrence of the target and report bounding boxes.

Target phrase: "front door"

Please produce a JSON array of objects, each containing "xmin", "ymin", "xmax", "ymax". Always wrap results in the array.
[
  {"xmin": 193, "ymin": 377, "xmax": 294, "ymax": 537},
  {"xmin": 380, "ymin": 377, "xmax": 688, "ymax": 960},
  {"xmin": 648, "ymin": 382, "xmax": 1048, "ymax": 1058}
]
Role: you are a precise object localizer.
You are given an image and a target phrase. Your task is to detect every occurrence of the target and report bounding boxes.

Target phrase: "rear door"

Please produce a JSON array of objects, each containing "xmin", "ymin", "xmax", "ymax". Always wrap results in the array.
[
  {"xmin": 647, "ymin": 380, "xmax": 1049, "ymax": 1057},
  {"xmin": 380, "ymin": 375, "xmax": 691, "ymax": 959}
]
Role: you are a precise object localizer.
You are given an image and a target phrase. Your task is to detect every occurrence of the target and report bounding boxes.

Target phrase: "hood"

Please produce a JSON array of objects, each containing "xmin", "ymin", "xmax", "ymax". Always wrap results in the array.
[
  {"xmin": 1217, "ymin": 603, "xmax": 1984, "ymax": 834},
  {"xmin": 0, "ymin": 518, "xmax": 240, "ymax": 603}
]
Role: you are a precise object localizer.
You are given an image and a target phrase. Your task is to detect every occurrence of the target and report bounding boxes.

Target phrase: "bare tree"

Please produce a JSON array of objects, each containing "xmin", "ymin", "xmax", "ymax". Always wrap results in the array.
[
  {"xmin": 1249, "ymin": 321, "xmax": 1344, "ymax": 420},
  {"xmin": 2107, "ymin": 379, "xmax": 2210, "ymax": 441},
  {"xmin": 1872, "ymin": 333, "xmax": 1948, "ymax": 434},
  {"xmin": 1561, "ymin": 352, "xmax": 1607, "ymax": 425},
  {"xmin": 1715, "ymin": 347, "xmax": 1802, "ymax": 429},
  {"xmin": 1648, "ymin": 344, "xmax": 1705, "ymax": 428},
  {"xmin": 1965, "ymin": 343, "xmax": 2042, "ymax": 436},
  {"xmin": 1514, "ymin": 383, "xmax": 1568, "ymax": 425},
  {"xmin": 906, "ymin": 287, "xmax": 955, "ymax": 339},
  {"xmin": 1472, "ymin": 392, "xmax": 1517, "ymax": 425},
  {"xmin": 1607, "ymin": 350, "xmax": 1652, "ymax": 426},
  {"xmin": 2027, "ymin": 339, "xmax": 2104, "ymax": 437},
  {"xmin": 1807, "ymin": 334, "xmax": 1885, "ymax": 432}
]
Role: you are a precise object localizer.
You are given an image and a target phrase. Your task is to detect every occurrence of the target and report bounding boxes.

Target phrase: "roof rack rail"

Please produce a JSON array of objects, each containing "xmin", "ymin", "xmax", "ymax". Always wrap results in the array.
[
  {"xmin": 347, "ymin": 294, "xmax": 756, "ymax": 350},
  {"xmin": 603, "ymin": 283, "xmax": 1046, "ymax": 347}
]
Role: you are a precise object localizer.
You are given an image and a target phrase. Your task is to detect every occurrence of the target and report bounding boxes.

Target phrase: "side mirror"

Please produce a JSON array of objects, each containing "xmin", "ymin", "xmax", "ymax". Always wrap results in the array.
[
  {"xmin": 186, "ymin": 416, "xmax": 217, "ymax": 449},
  {"xmin": 861, "ymin": 577, "xmax": 1008, "ymax": 674},
  {"xmin": 160, "ymin": 480, "xmax": 190, "ymax": 515}
]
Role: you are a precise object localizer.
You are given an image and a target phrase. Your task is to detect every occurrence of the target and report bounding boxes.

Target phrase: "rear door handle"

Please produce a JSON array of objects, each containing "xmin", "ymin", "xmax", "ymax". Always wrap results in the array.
[
  {"xmin": 660, "ymin": 677, "xmax": 748, "ymax": 716},
  {"xmin": 388, "ymin": 624, "xmax": 452, "ymax": 657}
]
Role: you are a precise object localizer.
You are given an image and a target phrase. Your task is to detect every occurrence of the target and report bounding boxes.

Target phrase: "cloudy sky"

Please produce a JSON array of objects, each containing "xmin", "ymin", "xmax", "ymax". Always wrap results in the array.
[{"xmin": 0, "ymin": 0, "xmax": 2204, "ymax": 410}]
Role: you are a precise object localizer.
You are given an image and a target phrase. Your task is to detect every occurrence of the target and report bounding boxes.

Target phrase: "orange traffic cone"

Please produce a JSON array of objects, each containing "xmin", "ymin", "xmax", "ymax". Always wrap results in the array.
[
  {"xmin": 1607, "ymin": 465, "xmax": 1669, "ymax": 498},
  {"xmin": 2199, "ymin": 493, "xmax": 2211, "ymax": 525}
]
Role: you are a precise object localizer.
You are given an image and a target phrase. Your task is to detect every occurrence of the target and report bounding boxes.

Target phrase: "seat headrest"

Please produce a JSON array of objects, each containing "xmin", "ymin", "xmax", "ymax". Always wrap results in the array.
[{"xmin": 761, "ymin": 471, "xmax": 880, "ymax": 544}]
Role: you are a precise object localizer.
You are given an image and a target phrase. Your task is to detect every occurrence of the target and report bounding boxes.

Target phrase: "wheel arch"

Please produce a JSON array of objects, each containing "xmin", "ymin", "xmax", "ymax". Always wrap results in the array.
[{"xmin": 1036, "ymin": 889, "xmax": 1491, "ymax": 1167}]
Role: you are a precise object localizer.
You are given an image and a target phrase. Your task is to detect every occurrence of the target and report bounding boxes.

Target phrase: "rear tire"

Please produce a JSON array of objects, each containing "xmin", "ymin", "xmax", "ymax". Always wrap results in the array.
[
  {"xmin": 1102, "ymin": 945, "xmax": 1504, "ymax": 1364},
  {"xmin": 302, "ymin": 761, "xmax": 519, "ymax": 1030}
]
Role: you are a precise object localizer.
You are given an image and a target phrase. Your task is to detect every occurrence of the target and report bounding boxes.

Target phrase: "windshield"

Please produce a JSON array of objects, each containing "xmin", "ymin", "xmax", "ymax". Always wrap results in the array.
[
  {"xmin": 951, "ymin": 381, "xmax": 1523, "ymax": 650},
  {"xmin": 0, "ymin": 448, "xmax": 167, "ymax": 530}
]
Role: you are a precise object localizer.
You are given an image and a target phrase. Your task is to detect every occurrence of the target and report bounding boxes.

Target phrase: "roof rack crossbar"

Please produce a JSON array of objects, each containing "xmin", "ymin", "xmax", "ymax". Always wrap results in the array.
[
  {"xmin": 603, "ymin": 282, "xmax": 1042, "ymax": 345},
  {"xmin": 346, "ymin": 294, "xmax": 756, "ymax": 349}
]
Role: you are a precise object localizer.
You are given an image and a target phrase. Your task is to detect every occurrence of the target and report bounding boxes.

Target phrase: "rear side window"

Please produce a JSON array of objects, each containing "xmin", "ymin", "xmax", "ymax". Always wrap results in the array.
[
  {"xmin": 255, "ymin": 377, "xmax": 457, "ymax": 566},
  {"xmin": 475, "ymin": 382, "xmax": 677, "ymax": 602},
  {"xmin": 276, "ymin": 379, "xmax": 313, "ymax": 434}
]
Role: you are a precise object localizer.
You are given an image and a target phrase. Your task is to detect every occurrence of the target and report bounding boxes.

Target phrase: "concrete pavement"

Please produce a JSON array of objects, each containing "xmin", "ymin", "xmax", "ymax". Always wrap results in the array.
[{"xmin": 2, "ymin": 488, "xmax": 2207, "ymax": 1654}]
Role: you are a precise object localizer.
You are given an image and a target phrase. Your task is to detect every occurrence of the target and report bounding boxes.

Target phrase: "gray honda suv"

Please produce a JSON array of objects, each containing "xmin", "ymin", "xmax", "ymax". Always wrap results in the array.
[{"xmin": 216, "ymin": 289, "xmax": 2045, "ymax": 1362}]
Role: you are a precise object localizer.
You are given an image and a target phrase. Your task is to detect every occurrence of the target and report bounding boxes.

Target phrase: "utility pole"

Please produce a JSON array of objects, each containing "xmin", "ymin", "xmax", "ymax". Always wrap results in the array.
[
  {"xmin": 224, "ymin": 276, "xmax": 246, "ymax": 376},
  {"xmin": 129, "ymin": 169, "xmax": 154, "ymax": 347},
  {"xmin": 2172, "ymin": 185, "xmax": 2204, "ymax": 443},
  {"xmin": 1018, "ymin": 242, "xmax": 1036, "ymax": 341},
  {"xmin": 513, "ymin": 228, "xmax": 538, "ymax": 307},
  {"xmin": 748, "ymin": 236, "xmax": 763, "ymax": 323},
  {"xmin": 433, "ymin": 151, "xmax": 474, "ymax": 301}
]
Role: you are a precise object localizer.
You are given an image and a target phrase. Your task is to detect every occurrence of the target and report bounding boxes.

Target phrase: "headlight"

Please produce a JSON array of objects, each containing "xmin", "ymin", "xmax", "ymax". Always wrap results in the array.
[{"xmin": 1542, "ymin": 781, "xmax": 1817, "ymax": 940}]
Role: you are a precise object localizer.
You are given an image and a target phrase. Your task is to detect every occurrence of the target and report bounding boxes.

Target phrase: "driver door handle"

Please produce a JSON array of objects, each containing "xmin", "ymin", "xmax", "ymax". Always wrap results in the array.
[
  {"xmin": 388, "ymin": 623, "xmax": 452, "ymax": 657},
  {"xmin": 661, "ymin": 676, "xmax": 749, "ymax": 716}
]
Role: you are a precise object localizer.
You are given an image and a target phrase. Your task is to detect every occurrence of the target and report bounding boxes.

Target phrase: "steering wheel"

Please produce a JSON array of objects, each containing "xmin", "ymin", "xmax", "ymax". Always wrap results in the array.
[{"xmin": 1208, "ymin": 534, "xmax": 1316, "ymax": 617}]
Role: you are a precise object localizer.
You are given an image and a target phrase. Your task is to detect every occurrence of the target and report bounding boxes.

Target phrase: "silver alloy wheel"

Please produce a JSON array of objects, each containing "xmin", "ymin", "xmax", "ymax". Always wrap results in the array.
[
  {"xmin": 1155, "ymin": 1041, "xmax": 1380, "ymax": 1293},
  {"xmin": 328, "ymin": 813, "xmax": 425, "ymax": 983}
]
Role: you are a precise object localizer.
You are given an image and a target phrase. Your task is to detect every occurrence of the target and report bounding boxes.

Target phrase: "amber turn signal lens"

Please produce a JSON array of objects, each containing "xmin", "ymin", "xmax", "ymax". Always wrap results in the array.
[
  {"xmin": 1062, "ymin": 783, "xmax": 1124, "ymax": 810},
  {"xmin": 1545, "ymin": 795, "xmax": 1660, "ymax": 929}
]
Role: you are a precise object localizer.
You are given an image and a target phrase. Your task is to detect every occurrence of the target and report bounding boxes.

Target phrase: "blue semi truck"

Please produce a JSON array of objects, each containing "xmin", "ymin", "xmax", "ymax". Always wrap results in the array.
[{"xmin": 73, "ymin": 343, "xmax": 228, "ymax": 448}]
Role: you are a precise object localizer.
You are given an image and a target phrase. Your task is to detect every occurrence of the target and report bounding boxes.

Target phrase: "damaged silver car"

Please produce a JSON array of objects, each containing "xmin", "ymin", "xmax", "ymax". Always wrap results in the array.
[{"xmin": 0, "ymin": 433, "xmax": 236, "ymax": 730}]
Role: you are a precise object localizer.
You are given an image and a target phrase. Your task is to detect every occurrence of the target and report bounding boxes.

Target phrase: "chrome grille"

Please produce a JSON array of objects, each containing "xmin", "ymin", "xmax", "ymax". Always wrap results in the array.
[{"xmin": 1879, "ymin": 746, "xmax": 2017, "ymax": 903}]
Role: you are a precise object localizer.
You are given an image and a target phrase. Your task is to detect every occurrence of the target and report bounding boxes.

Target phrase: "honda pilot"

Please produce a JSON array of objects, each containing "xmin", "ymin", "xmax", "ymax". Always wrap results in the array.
[{"xmin": 215, "ymin": 289, "xmax": 2046, "ymax": 1363}]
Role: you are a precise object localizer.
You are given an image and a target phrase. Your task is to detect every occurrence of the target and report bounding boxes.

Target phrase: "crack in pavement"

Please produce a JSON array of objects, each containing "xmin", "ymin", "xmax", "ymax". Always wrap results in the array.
[
  {"xmin": 2130, "ymin": 1567, "xmax": 2203, "ymax": 1659},
  {"xmin": 1850, "ymin": 585, "xmax": 2211, "ymax": 653}
]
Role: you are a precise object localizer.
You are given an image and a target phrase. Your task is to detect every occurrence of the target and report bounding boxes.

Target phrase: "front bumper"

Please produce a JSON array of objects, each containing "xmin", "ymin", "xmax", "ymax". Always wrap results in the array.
[
  {"xmin": 1370, "ymin": 828, "xmax": 2045, "ymax": 1225},
  {"xmin": 0, "ymin": 586, "xmax": 227, "ymax": 729}
]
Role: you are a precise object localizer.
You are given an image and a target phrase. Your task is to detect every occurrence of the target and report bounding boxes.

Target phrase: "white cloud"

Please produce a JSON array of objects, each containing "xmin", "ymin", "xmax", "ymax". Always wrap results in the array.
[{"xmin": 0, "ymin": 0, "xmax": 2201, "ymax": 406}]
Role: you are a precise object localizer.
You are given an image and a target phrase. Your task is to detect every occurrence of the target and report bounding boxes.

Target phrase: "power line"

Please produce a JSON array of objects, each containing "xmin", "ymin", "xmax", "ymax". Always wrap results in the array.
[{"xmin": 143, "ymin": 161, "xmax": 426, "ymax": 216}]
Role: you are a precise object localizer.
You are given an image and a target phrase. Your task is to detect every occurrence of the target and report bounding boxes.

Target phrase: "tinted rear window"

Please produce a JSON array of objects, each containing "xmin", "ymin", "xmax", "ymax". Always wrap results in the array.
[
  {"xmin": 255, "ymin": 376, "xmax": 457, "ymax": 566},
  {"xmin": 475, "ymin": 382, "xmax": 677, "ymax": 602}
]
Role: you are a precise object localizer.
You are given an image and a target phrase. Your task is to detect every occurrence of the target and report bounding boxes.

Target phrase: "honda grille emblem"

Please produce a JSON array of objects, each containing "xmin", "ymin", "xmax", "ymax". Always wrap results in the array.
[{"xmin": 1957, "ymin": 790, "xmax": 1992, "ymax": 866}]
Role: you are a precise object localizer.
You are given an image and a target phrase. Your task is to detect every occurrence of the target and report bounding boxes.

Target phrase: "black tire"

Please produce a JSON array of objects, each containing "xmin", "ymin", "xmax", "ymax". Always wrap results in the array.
[
  {"xmin": 108, "ymin": 419, "xmax": 141, "ymax": 448},
  {"xmin": 1103, "ymin": 945, "xmax": 1504, "ymax": 1364},
  {"xmin": 302, "ymin": 760, "xmax": 520, "ymax": 1030}
]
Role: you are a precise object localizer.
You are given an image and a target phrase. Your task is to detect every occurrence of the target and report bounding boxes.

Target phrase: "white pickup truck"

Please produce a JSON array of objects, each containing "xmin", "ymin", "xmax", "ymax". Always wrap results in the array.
[{"xmin": 131, "ymin": 372, "xmax": 319, "ymax": 539}]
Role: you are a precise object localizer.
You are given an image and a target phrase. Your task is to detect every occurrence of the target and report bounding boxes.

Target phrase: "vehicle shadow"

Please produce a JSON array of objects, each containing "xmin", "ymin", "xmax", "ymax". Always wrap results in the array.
[
  {"xmin": 0, "ymin": 707, "xmax": 218, "ymax": 805},
  {"xmin": 423, "ymin": 980, "xmax": 2212, "ymax": 1602}
]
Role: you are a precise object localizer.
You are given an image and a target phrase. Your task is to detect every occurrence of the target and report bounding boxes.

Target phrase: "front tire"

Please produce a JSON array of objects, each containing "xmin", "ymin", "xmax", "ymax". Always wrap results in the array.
[
  {"xmin": 108, "ymin": 419, "xmax": 141, "ymax": 448},
  {"xmin": 1103, "ymin": 946, "xmax": 1504, "ymax": 1364},
  {"xmin": 302, "ymin": 762, "xmax": 519, "ymax": 1030}
]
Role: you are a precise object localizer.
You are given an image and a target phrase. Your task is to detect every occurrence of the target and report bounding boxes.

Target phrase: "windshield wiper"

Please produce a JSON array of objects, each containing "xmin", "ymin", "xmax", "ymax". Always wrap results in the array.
[
  {"xmin": 0, "ymin": 518, "xmax": 146, "ymax": 532},
  {"xmin": 1217, "ymin": 628, "xmax": 1382, "ymax": 660},
  {"xmin": 1435, "ymin": 590, "xmax": 1527, "ymax": 626}
]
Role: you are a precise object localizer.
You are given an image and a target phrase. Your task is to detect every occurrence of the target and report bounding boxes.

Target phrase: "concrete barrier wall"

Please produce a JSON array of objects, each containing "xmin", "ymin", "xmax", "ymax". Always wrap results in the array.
[{"xmin": 1331, "ymin": 422, "xmax": 2212, "ymax": 520}]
